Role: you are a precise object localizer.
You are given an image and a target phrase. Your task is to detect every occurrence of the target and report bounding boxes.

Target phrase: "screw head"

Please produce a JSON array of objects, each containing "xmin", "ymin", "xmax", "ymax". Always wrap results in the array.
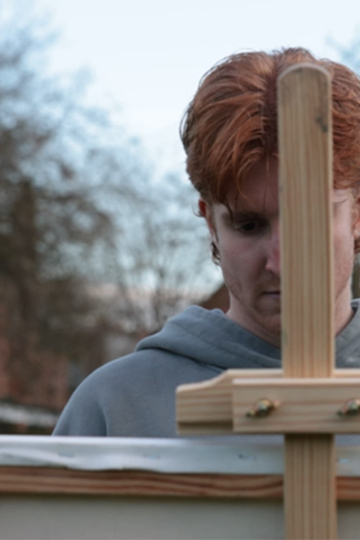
[
  {"xmin": 338, "ymin": 399, "xmax": 360, "ymax": 417},
  {"xmin": 246, "ymin": 398, "xmax": 277, "ymax": 418}
]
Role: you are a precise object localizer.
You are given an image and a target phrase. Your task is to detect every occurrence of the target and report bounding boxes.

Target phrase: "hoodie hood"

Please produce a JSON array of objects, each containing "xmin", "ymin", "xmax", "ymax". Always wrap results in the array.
[
  {"xmin": 138, "ymin": 306, "xmax": 282, "ymax": 370},
  {"xmin": 137, "ymin": 300, "xmax": 360, "ymax": 370}
]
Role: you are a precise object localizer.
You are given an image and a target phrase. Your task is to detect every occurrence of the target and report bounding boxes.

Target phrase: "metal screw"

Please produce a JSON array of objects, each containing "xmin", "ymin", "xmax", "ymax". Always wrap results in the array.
[
  {"xmin": 246, "ymin": 398, "xmax": 279, "ymax": 418},
  {"xmin": 337, "ymin": 399, "xmax": 360, "ymax": 417}
]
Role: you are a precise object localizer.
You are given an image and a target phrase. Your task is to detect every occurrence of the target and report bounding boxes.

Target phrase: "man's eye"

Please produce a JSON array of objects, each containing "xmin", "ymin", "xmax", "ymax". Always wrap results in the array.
[{"xmin": 234, "ymin": 221, "xmax": 264, "ymax": 234}]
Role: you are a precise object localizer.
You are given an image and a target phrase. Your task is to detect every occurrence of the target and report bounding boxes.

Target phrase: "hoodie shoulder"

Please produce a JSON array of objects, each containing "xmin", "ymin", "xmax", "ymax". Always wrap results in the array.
[{"xmin": 53, "ymin": 346, "xmax": 221, "ymax": 437}]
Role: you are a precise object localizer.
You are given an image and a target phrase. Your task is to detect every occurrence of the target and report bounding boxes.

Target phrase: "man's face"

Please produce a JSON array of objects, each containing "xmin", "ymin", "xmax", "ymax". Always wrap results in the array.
[{"xmin": 200, "ymin": 160, "xmax": 359, "ymax": 347}]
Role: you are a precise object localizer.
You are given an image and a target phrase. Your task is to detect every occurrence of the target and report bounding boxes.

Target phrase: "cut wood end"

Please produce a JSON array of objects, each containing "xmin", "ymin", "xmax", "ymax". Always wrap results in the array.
[
  {"xmin": 176, "ymin": 370, "xmax": 231, "ymax": 396},
  {"xmin": 277, "ymin": 62, "xmax": 331, "ymax": 84}
]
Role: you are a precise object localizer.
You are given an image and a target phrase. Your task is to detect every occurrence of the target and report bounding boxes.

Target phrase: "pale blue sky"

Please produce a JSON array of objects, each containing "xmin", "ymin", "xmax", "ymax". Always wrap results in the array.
[{"xmin": 9, "ymin": 0, "xmax": 360, "ymax": 175}]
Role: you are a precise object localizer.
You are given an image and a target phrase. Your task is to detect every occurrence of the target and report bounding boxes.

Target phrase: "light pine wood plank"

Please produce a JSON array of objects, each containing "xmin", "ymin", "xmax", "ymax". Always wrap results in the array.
[
  {"xmin": 278, "ymin": 64, "xmax": 334, "ymax": 378},
  {"xmin": 278, "ymin": 64, "xmax": 336, "ymax": 539},
  {"xmin": 232, "ymin": 378, "xmax": 360, "ymax": 433},
  {"xmin": 177, "ymin": 369, "xmax": 281, "ymax": 433},
  {"xmin": 285, "ymin": 436, "xmax": 336, "ymax": 537},
  {"xmin": 336, "ymin": 369, "xmax": 360, "ymax": 378},
  {"xmin": 177, "ymin": 371, "xmax": 360, "ymax": 434}
]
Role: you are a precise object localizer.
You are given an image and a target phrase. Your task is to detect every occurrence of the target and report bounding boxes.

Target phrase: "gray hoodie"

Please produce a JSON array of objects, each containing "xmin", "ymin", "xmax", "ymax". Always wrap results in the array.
[{"xmin": 53, "ymin": 302, "xmax": 360, "ymax": 437}]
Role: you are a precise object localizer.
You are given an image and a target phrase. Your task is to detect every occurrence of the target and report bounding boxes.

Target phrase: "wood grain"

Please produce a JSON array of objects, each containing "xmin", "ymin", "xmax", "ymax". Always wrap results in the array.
[
  {"xmin": 278, "ymin": 64, "xmax": 336, "ymax": 539},
  {"xmin": 177, "ymin": 370, "xmax": 360, "ymax": 434},
  {"xmin": 0, "ymin": 466, "xmax": 359, "ymax": 501},
  {"xmin": 278, "ymin": 64, "xmax": 334, "ymax": 378},
  {"xmin": 0, "ymin": 467, "xmax": 282, "ymax": 498},
  {"xmin": 177, "ymin": 369, "xmax": 281, "ymax": 434},
  {"xmin": 232, "ymin": 377, "xmax": 360, "ymax": 433}
]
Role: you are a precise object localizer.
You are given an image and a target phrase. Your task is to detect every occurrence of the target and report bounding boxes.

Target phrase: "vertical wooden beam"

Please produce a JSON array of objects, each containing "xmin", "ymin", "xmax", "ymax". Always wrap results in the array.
[{"xmin": 278, "ymin": 65, "xmax": 336, "ymax": 539}]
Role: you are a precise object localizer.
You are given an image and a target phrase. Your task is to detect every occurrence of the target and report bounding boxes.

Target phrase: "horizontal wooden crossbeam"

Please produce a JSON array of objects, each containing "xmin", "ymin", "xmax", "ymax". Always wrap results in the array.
[
  {"xmin": 177, "ymin": 370, "xmax": 360, "ymax": 434},
  {"xmin": 233, "ymin": 378, "xmax": 360, "ymax": 434}
]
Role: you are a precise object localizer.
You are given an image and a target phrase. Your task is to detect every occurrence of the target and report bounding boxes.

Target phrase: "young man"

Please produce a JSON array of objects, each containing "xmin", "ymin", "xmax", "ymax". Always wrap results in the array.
[{"xmin": 54, "ymin": 48, "xmax": 360, "ymax": 437}]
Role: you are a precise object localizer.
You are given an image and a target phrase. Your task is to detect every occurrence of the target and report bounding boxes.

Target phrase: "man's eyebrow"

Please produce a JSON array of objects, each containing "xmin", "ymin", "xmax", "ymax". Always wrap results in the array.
[
  {"xmin": 222, "ymin": 210, "xmax": 264, "ymax": 223},
  {"xmin": 332, "ymin": 190, "xmax": 349, "ymax": 204},
  {"xmin": 332, "ymin": 199, "xmax": 347, "ymax": 206}
]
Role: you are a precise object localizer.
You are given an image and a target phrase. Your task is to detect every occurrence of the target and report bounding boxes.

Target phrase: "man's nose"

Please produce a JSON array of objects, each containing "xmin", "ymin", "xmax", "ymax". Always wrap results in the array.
[{"xmin": 265, "ymin": 223, "xmax": 281, "ymax": 276}]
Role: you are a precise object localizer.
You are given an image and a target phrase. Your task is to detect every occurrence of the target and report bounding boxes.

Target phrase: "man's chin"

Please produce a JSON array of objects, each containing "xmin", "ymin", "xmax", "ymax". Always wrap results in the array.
[{"xmin": 254, "ymin": 311, "xmax": 282, "ymax": 338}]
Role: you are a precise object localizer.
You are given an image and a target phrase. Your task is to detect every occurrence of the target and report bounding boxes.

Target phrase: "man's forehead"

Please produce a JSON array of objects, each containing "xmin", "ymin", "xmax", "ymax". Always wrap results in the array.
[
  {"xmin": 224, "ymin": 183, "xmax": 279, "ymax": 212},
  {"xmin": 216, "ymin": 187, "xmax": 352, "ymax": 216},
  {"xmin": 221, "ymin": 159, "xmax": 279, "ymax": 209}
]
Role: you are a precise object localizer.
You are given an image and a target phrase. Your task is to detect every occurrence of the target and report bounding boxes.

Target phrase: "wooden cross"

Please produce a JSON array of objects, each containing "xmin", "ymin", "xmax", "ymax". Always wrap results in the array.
[{"xmin": 177, "ymin": 65, "xmax": 360, "ymax": 539}]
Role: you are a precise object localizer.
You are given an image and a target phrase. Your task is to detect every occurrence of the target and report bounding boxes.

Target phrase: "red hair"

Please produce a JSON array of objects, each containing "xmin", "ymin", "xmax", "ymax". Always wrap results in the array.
[{"xmin": 180, "ymin": 48, "xmax": 360, "ymax": 204}]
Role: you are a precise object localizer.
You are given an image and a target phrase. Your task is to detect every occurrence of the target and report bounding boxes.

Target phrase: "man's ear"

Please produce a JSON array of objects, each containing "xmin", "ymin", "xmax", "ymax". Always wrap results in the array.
[
  {"xmin": 199, "ymin": 198, "xmax": 221, "ymax": 264},
  {"xmin": 198, "ymin": 198, "xmax": 217, "ymax": 240}
]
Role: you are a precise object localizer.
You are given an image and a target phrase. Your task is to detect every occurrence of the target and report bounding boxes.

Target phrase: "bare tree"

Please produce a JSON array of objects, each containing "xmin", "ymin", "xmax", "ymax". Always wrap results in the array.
[
  {"xmin": 0, "ymin": 24, "xmax": 138, "ymax": 407},
  {"xmin": 113, "ymin": 174, "xmax": 219, "ymax": 333},
  {"xmin": 0, "ymin": 20, "xmax": 220, "ymax": 416}
]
